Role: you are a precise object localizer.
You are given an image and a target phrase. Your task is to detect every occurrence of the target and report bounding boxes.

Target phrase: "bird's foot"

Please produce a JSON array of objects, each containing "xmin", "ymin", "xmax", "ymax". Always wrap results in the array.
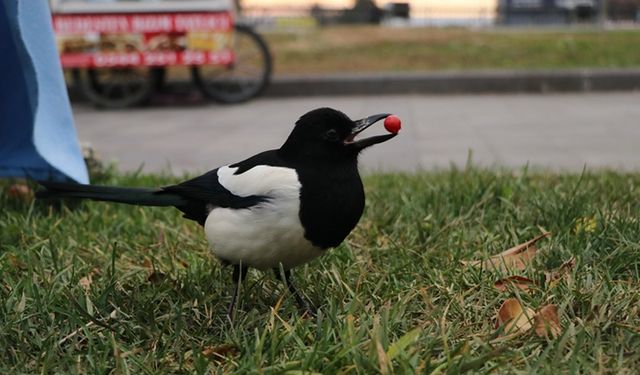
[
  {"xmin": 299, "ymin": 306, "xmax": 317, "ymax": 320},
  {"xmin": 294, "ymin": 294, "xmax": 317, "ymax": 319}
]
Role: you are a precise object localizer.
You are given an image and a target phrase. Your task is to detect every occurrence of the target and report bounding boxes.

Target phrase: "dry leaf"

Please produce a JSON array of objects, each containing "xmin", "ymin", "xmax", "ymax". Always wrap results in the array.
[
  {"xmin": 534, "ymin": 304, "xmax": 562, "ymax": 338},
  {"xmin": 464, "ymin": 232, "xmax": 550, "ymax": 272},
  {"xmin": 142, "ymin": 258, "xmax": 153, "ymax": 271},
  {"xmin": 6, "ymin": 184, "xmax": 34, "ymax": 202},
  {"xmin": 202, "ymin": 344, "xmax": 239, "ymax": 359},
  {"xmin": 494, "ymin": 276, "xmax": 534, "ymax": 292},
  {"xmin": 79, "ymin": 275, "xmax": 92, "ymax": 292},
  {"xmin": 78, "ymin": 268, "xmax": 102, "ymax": 292},
  {"xmin": 147, "ymin": 272, "xmax": 167, "ymax": 284},
  {"xmin": 494, "ymin": 300, "xmax": 562, "ymax": 339},
  {"xmin": 496, "ymin": 298, "xmax": 535, "ymax": 336},
  {"xmin": 545, "ymin": 257, "xmax": 576, "ymax": 284},
  {"xmin": 14, "ymin": 292, "xmax": 26, "ymax": 313},
  {"xmin": 142, "ymin": 258, "xmax": 167, "ymax": 284},
  {"xmin": 6, "ymin": 254, "xmax": 26, "ymax": 270}
]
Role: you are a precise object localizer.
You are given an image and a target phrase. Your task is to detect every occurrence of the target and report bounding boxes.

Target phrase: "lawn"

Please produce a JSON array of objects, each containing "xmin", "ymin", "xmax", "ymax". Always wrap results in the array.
[
  {"xmin": 71, "ymin": 27, "xmax": 640, "ymax": 89},
  {"xmin": 265, "ymin": 26, "xmax": 640, "ymax": 75},
  {"xmin": 1, "ymin": 167, "xmax": 640, "ymax": 373}
]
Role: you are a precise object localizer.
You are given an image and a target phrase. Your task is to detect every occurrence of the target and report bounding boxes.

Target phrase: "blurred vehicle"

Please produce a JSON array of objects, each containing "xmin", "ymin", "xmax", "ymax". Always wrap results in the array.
[{"xmin": 50, "ymin": 0, "xmax": 272, "ymax": 108}]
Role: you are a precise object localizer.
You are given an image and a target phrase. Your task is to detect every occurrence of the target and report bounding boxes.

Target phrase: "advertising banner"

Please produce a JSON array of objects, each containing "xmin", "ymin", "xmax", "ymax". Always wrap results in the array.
[{"xmin": 53, "ymin": 12, "xmax": 234, "ymax": 67}]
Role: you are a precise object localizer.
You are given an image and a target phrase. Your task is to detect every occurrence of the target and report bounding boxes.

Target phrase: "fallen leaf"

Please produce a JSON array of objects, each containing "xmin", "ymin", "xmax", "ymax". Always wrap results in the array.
[
  {"xmin": 496, "ymin": 298, "xmax": 535, "ymax": 336},
  {"xmin": 464, "ymin": 232, "xmax": 550, "ymax": 272},
  {"xmin": 6, "ymin": 184, "xmax": 34, "ymax": 202},
  {"xmin": 79, "ymin": 275, "xmax": 92, "ymax": 292},
  {"xmin": 147, "ymin": 272, "xmax": 167, "ymax": 284},
  {"xmin": 78, "ymin": 268, "xmax": 102, "ymax": 292},
  {"xmin": 534, "ymin": 304, "xmax": 562, "ymax": 338},
  {"xmin": 202, "ymin": 344, "xmax": 239, "ymax": 359},
  {"xmin": 142, "ymin": 258, "xmax": 167, "ymax": 284},
  {"xmin": 14, "ymin": 292, "xmax": 27, "ymax": 313},
  {"xmin": 494, "ymin": 276, "xmax": 534, "ymax": 292},
  {"xmin": 545, "ymin": 257, "xmax": 576, "ymax": 284},
  {"xmin": 6, "ymin": 254, "xmax": 26, "ymax": 270},
  {"xmin": 142, "ymin": 258, "xmax": 153, "ymax": 271}
]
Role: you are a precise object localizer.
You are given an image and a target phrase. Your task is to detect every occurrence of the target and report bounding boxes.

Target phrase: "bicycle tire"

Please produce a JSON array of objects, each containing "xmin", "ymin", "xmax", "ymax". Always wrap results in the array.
[
  {"xmin": 192, "ymin": 24, "xmax": 272, "ymax": 103},
  {"xmin": 75, "ymin": 67, "xmax": 162, "ymax": 109}
]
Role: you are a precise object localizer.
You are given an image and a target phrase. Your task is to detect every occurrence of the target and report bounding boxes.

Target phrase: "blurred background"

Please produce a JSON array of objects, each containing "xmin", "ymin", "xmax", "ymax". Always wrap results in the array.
[{"xmin": 51, "ymin": 0, "xmax": 640, "ymax": 174}]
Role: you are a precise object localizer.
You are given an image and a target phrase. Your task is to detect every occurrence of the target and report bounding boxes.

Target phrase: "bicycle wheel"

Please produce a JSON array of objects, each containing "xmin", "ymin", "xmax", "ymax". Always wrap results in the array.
[
  {"xmin": 192, "ymin": 24, "xmax": 272, "ymax": 103},
  {"xmin": 76, "ymin": 66, "xmax": 161, "ymax": 108}
]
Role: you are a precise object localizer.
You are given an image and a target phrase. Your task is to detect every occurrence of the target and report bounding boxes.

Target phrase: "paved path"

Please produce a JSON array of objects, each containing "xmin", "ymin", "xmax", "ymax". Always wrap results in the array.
[{"xmin": 73, "ymin": 92, "xmax": 640, "ymax": 174}]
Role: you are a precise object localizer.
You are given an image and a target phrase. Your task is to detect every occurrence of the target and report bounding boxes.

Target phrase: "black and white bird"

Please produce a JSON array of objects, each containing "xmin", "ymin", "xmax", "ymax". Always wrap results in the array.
[{"xmin": 38, "ymin": 108, "xmax": 398, "ymax": 317}]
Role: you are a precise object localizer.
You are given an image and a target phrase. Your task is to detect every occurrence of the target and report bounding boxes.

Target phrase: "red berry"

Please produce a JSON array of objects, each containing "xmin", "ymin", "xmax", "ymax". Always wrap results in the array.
[{"xmin": 384, "ymin": 115, "xmax": 401, "ymax": 134}]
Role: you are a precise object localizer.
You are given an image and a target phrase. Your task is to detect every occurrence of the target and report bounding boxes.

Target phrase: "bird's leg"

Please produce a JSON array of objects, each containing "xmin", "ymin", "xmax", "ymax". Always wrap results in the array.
[
  {"xmin": 274, "ymin": 268, "xmax": 316, "ymax": 317},
  {"xmin": 227, "ymin": 264, "xmax": 247, "ymax": 322}
]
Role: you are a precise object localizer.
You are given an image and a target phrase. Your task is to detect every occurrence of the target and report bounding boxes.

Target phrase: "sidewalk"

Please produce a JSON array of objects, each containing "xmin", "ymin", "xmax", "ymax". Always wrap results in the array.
[{"xmin": 72, "ymin": 92, "xmax": 640, "ymax": 174}]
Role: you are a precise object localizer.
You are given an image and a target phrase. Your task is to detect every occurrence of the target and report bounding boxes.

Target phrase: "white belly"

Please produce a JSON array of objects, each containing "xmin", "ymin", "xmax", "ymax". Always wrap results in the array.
[
  {"xmin": 203, "ymin": 164, "xmax": 323, "ymax": 270},
  {"xmin": 204, "ymin": 201, "xmax": 323, "ymax": 270}
]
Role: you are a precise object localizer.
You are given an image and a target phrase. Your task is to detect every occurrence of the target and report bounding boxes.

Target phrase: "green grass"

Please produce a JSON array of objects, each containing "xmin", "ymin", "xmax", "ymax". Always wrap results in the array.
[
  {"xmin": 108, "ymin": 27, "xmax": 640, "ymax": 84},
  {"xmin": 2, "ymin": 167, "xmax": 640, "ymax": 373},
  {"xmin": 265, "ymin": 26, "xmax": 640, "ymax": 75}
]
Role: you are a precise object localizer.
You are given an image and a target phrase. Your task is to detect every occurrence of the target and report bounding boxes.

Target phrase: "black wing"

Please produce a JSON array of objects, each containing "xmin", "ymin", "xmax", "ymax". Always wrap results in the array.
[
  {"xmin": 163, "ymin": 150, "xmax": 292, "ymax": 225},
  {"xmin": 161, "ymin": 168, "xmax": 267, "ymax": 225}
]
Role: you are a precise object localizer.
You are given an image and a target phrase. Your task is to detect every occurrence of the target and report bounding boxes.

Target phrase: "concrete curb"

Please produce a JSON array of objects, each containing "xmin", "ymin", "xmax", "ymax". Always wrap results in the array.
[
  {"xmin": 265, "ymin": 68, "xmax": 640, "ymax": 97},
  {"xmin": 68, "ymin": 68, "xmax": 640, "ymax": 104}
]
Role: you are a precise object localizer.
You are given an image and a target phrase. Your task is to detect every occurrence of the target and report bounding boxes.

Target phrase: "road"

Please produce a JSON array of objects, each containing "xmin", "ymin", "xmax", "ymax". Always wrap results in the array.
[{"xmin": 73, "ymin": 92, "xmax": 640, "ymax": 174}]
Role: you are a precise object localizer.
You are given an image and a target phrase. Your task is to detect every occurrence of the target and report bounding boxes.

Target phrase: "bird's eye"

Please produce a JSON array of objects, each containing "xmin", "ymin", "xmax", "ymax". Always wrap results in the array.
[{"xmin": 324, "ymin": 129, "xmax": 339, "ymax": 141}]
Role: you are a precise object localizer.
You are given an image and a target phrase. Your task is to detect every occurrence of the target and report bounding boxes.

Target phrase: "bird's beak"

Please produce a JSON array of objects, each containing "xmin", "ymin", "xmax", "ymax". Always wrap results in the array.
[{"xmin": 345, "ymin": 113, "xmax": 397, "ymax": 150}]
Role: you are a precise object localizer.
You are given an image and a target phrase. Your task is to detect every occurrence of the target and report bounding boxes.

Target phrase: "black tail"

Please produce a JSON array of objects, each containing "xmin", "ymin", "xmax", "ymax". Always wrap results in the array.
[{"xmin": 36, "ymin": 181, "xmax": 187, "ymax": 207}]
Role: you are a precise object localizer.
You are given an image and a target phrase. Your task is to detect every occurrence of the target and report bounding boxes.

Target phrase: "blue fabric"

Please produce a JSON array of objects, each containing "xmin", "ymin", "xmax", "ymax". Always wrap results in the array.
[{"xmin": 0, "ymin": 0, "xmax": 89, "ymax": 183}]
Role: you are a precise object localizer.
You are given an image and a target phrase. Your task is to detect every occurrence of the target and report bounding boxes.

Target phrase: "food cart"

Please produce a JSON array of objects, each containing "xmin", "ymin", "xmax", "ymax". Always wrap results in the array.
[{"xmin": 50, "ymin": 0, "xmax": 272, "ymax": 108}]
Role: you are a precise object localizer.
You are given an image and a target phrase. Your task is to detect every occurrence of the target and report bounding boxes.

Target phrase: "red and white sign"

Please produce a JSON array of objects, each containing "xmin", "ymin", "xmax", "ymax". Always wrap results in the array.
[
  {"xmin": 53, "ymin": 12, "xmax": 233, "ymax": 33},
  {"xmin": 59, "ymin": 50, "xmax": 234, "ymax": 68},
  {"xmin": 53, "ymin": 12, "xmax": 234, "ymax": 68}
]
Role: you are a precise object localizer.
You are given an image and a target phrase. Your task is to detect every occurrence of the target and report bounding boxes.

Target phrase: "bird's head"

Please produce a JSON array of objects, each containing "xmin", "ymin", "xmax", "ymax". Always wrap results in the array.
[{"xmin": 280, "ymin": 108, "xmax": 397, "ymax": 161}]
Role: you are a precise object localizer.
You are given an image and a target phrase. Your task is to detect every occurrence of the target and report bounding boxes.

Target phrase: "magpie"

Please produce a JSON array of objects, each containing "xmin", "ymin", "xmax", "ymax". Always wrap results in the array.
[{"xmin": 37, "ymin": 108, "xmax": 398, "ymax": 318}]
